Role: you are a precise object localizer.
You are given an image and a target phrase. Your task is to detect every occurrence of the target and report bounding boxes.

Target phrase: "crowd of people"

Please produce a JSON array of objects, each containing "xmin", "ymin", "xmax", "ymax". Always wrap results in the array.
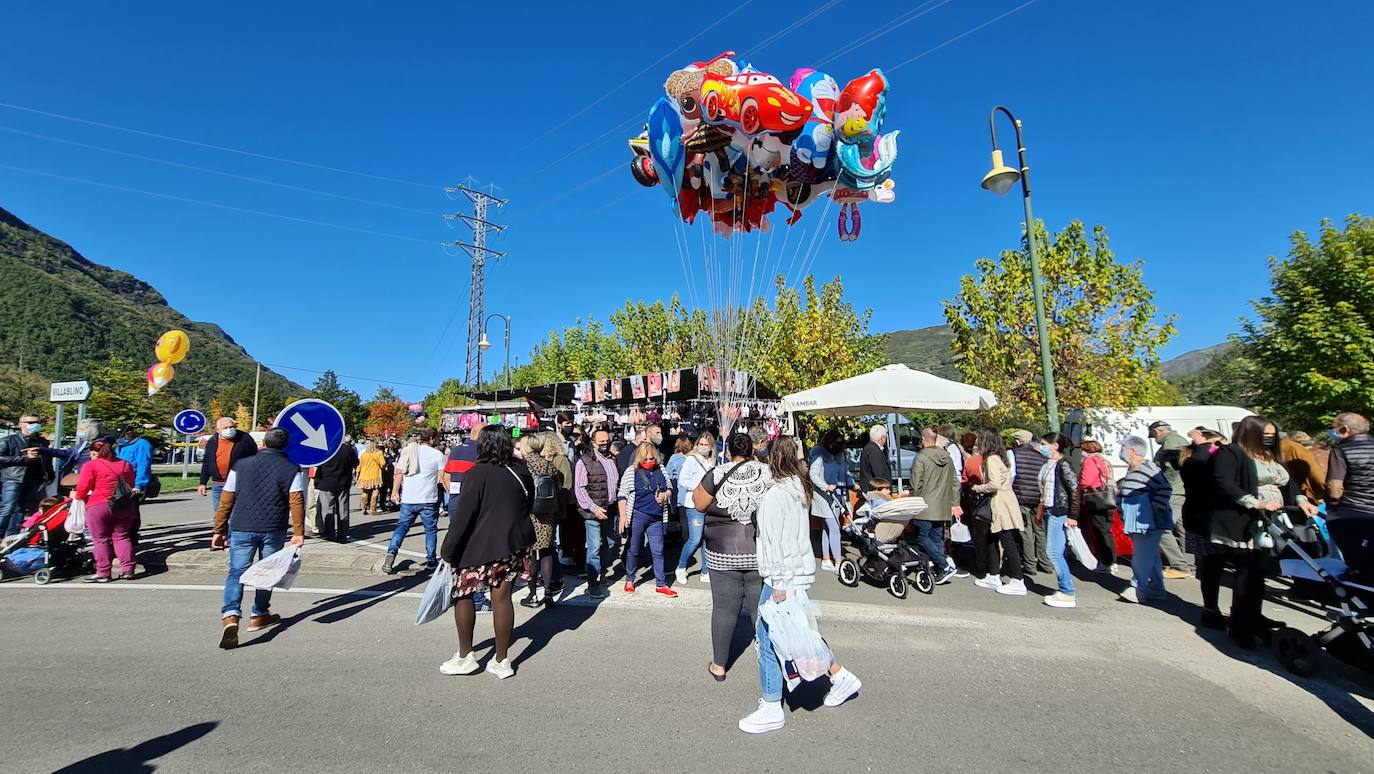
[{"xmin": 6, "ymin": 404, "xmax": 1373, "ymax": 734}]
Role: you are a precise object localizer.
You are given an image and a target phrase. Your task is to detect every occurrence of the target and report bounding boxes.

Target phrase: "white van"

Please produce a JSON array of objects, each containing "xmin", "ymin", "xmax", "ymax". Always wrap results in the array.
[{"xmin": 1062, "ymin": 406, "xmax": 1255, "ymax": 478}]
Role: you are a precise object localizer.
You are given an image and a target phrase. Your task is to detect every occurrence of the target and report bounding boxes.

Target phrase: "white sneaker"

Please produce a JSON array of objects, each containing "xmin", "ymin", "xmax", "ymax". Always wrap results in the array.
[
  {"xmin": 675, "ymin": 568, "xmax": 689, "ymax": 586},
  {"xmin": 1118, "ymin": 586, "xmax": 1139, "ymax": 603},
  {"xmin": 1109, "ymin": 564, "xmax": 1125, "ymax": 578},
  {"xmin": 996, "ymin": 578, "xmax": 1027, "ymax": 596},
  {"xmin": 947, "ymin": 560, "xmax": 970, "ymax": 578},
  {"xmin": 820, "ymin": 561, "xmax": 837, "ymax": 573},
  {"xmin": 935, "ymin": 567, "xmax": 957, "ymax": 585},
  {"xmin": 973, "ymin": 575, "xmax": 1003, "ymax": 590},
  {"xmin": 738, "ymin": 698, "xmax": 785, "ymax": 734},
  {"xmin": 486, "ymin": 657, "xmax": 515, "ymax": 680},
  {"xmin": 1043, "ymin": 592, "xmax": 1077, "ymax": 608},
  {"xmin": 823, "ymin": 668, "xmax": 862, "ymax": 707},
  {"xmin": 700, "ymin": 573, "xmax": 710, "ymax": 584},
  {"xmin": 439, "ymin": 651, "xmax": 480, "ymax": 675}
]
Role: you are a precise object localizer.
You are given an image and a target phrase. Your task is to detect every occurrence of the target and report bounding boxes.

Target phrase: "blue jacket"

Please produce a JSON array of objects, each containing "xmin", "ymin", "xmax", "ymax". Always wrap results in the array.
[
  {"xmin": 1118, "ymin": 461, "xmax": 1174, "ymax": 534},
  {"xmin": 116, "ymin": 437, "xmax": 154, "ymax": 490}
]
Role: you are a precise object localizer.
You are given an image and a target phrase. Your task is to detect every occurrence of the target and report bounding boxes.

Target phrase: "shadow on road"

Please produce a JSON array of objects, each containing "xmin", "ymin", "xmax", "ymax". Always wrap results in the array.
[
  {"xmin": 238, "ymin": 572, "xmax": 431, "ymax": 648},
  {"xmin": 52, "ymin": 721, "xmax": 218, "ymax": 773}
]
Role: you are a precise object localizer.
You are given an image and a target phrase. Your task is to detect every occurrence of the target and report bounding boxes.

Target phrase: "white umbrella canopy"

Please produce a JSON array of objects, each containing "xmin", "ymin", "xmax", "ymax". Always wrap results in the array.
[{"xmin": 780, "ymin": 364, "xmax": 998, "ymax": 417}]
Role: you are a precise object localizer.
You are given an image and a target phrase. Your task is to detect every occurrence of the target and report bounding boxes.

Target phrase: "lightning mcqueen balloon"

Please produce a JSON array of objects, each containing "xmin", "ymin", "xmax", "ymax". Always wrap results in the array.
[{"xmin": 630, "ymin": 52, "xmax": 899, "ymax": 240}]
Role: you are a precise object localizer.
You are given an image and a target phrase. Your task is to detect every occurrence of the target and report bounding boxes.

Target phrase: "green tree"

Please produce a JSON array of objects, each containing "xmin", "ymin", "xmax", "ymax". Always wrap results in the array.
[
  {"xmin": 86, "ymin": 354, "xmax": 176, "ymax": 444},
  {"xmin": 310, "ymin": 370, "xmax": 365, "ymax": 436},
  {"xmin": 514, "ymin": 319, "xmax": 624, "ymax": 386},
  {"xmin": 420, "ymin": 378, "xmax": 473, "ymax": 430},
  {"xmin": 607, "ymin": 295, "xmax": 712, "ymax": 374},
  {"xmin": 0, "ymin": 366, "xmax": 55, "ymax": 421},
  {"xmin": 1168, "ymin": 346, "xmax": 1260, "ymax": 409},
  {"xmin": 1240, "ymin": 214, "xmax": 1374, "ymax": 428},
  {"xmin": 214, "ymin": 380, "xmax": 290, "ymax": 428},
  {"xmin": 751, "ymin": 275, "xmax": 886, "ymax": 435},
  {"xmin": 943, "ymin": 220, "xmax": 1176, "ymax": 427}
]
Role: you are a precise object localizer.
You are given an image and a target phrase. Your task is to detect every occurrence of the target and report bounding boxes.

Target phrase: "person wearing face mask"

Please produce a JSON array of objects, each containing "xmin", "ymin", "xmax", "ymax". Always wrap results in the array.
[
  {"xmin": 615, "ymin": 442, "xmax": 678, "ymax": 597},
  {"xmin": 1182, "ymin": 427, "xmax": 1226, "ymax": 628},
  {"xmin": 1037, "ymin": 433, "xmax": 1081, "ymax": 608},
  {"xmin": 114, "ymin": 426, "xmax": 154, "ymax": 499},
  {"xmin": 1324, "ymin": 413, "xmax": 1374, "ymax": 581},
  {"xmin": 675, "ymin": 432, "xmax": 717, "ymax": 585},
  {"xmin": 1116, "ymin": 436, "xmax": 1175, "ymax": 605},
  {"xmin": 0, "ymin": 414, "xmax": 54, "ymax": 537},
  {"xmin": 1007, "ymin": 429, "xmax": 1053, "ymax": 579},
  {"xmin": 39, "ymin": 418, "xmax": 106, "ymax": 497},
  {"xmin": 618, "ymin": 424, "xmax": 663, "ymax": 477},
  {"xmin": 1209, "ymin": 416, "xmax": 1317, "ymax": 648},
  {"xmin": 198, "ymin": 417, "xmax": 259, "ymax": 516},
  {"xmin": 808, "ymin": 429, "xmax": 853, "ymax": 573},
  {"xmin": 575, "ymin": 428, "xmax": 623, "ymax": 598}
]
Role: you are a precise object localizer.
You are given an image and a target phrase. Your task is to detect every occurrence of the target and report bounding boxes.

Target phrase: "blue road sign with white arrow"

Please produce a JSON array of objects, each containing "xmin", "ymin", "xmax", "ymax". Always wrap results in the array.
[
  {"xmin": 273, "ymin": 399, "xmax": 346, "ymax": 467},
  {"xmin": 173, "ymin": 409, "xmax": 207, "ymax": 435}
]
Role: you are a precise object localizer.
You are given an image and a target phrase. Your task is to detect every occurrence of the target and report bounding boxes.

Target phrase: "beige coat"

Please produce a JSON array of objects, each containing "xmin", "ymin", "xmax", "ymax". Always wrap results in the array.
[{"xmin": 972, "ymin": 454, "xmax": 1023, "ymax": 533}]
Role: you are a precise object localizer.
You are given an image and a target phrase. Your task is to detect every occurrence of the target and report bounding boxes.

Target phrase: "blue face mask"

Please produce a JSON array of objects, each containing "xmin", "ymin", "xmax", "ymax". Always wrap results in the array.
[
  {"xmin": 1037, "ymin": 443, "xmax": 1052, "ymax": 457},
  {"xmin": 1329, "ymin": 428, "xmax": 1345, "ymax": 442},
  {"xmin": 24, "ymin": 423, "xmax": 41, "ymax": 435},
  {"xmin": 1118, "ymin": 448, "xmax": 1129, "ymax": 462},
  {"xmin": 75, "ymin": 431, "xmax": 87, "ymax": 441}
]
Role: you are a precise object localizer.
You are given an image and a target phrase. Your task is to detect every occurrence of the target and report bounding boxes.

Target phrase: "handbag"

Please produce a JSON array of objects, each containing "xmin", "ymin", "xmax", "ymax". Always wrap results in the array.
[
  {"xmin": 108, "ymin": 471, "xmax": 134, "ymax": 509},
  {"xmin": 415, "ymin": 560, "xmax": 454, "ymax": 625},
  {"xmin": 63, "ymin": 498, "xmax": 86, "ymax": 534},
  {"xmin": 504, "ymin": 466, "xmax": 536, "ymax": 549}
]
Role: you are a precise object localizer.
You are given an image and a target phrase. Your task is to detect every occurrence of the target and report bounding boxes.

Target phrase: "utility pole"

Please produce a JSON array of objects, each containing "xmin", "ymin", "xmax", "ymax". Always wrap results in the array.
[
  {"xmin": 443, "ymin": 185, "xmax": 507, "ymax": 389},
  {"xmin": 250, "ymin": 362, "xmax": 261, "ymax": 431}
]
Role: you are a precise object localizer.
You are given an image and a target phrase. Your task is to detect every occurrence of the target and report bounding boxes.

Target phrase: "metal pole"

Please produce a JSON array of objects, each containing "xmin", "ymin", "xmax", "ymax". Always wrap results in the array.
[
  {"xmin": 76, "ymin": 401, "xmax": 87, "ymax": 425},
  {"xmin": 181, "ymin": 433, "xmax": 191, "ymax": 478},
  {"xmin": 504, "ymin": 316, "xmax": 511, "ymax": 390},
  {"xmin": 990, "ymin": 107, "xmax": 1060, "ymax": 432},
  {"xmin": 251, "ymin": 362, "xmax": 261, "ymax": 431},
  {"xmin": 1011, "ymin": 117, "xmax": 1060, "ymax": 432},
  {"xmin": 54, "ymin": 404, "xmax": 65, "ymax": 452}
]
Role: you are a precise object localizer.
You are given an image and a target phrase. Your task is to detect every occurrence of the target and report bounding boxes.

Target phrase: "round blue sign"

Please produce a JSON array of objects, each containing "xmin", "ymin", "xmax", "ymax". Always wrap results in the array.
[
  {"xmin": 273, "ymin": 399, "xmax": 346, "ymax": 467},
  {"xmin": 173, "ymin": 409, "xmax": 207, "ymax": 435}
]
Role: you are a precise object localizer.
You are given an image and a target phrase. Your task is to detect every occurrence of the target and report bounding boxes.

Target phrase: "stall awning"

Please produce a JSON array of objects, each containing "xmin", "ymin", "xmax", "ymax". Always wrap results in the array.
[{"xmin": 780, "ymin": 364, "xmax": 997, "ymax": 416}]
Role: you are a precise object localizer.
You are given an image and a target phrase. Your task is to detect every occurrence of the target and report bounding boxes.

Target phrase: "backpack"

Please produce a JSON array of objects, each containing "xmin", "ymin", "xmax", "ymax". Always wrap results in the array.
[{"xmin": 531, "ymin": 472, "xmax": 559, "ymax": 516}]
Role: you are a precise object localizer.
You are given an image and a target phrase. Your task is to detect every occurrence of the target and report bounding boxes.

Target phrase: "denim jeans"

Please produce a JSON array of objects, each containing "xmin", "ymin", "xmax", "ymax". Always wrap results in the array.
[
  {"xmin": 1130, "ymin": 528, "xmax": 1166, "ymax": 600},
  {"xmin": 913, "ymin": 521, "xmax": 947, "ymax": 568},
  {"xmin": 676, "ymin": 507, "xmax": 707, "ymax": 573},
  {"xmin": 756, "ymin": 584, "xmax": 785, "ymax": 702},
  {"xmin": 387, "ymin": 502, "xmax": 438, "ymax": 562},
  {"xmin": 1, "ymin": 481, "xmax": 45, "ymax": 537},
  {"xmin": 1046, "ymin": 513, "xmax": 1075, "ymax": 595},
  {"xmin": 625, "ymin": 510, "xmax": 667, "ymax": 587},
  {"xmin": 584, "ymin": 516, "xmax": 622, "ymax": 584},
  {"xmin": 222, "ymin": 530, "xmax": 287, "ymax": 618}
]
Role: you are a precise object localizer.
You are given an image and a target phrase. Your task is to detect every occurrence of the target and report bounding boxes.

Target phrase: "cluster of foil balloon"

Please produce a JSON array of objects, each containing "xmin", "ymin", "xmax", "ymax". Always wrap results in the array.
[
  {"xmin": 147, "ymin": 329, "xmax": 189, "ymax": 396},
  {"xmin": 630, "ymin": 51, "xmax": 898, "ymax": 240}
]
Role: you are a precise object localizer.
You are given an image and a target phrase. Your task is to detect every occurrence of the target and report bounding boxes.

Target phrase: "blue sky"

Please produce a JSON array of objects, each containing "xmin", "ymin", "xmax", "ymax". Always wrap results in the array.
[{"xmin": 3, "ymin": 1, "xmax": 1370, "ymax": 401}]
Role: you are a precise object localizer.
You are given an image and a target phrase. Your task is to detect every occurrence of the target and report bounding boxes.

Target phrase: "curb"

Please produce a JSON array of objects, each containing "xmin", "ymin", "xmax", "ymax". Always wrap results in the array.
[{"xmin": 143, "ymin": 549, "xmax": 382, "ymax": 575}]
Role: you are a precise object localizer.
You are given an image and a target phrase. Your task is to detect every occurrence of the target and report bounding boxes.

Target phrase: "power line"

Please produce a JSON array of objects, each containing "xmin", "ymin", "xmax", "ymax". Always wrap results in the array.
[
  {"xmin": 0, "ymin": 125, "xmax": 434, "ymax": 215},
  {"xmin": 888, "ymin": 0, "xmax": 1039, "ymax": 72},
  {"xmin": 815, "ymin": 0, "xmax": 954, "ymax": 67},
  {"xmin": 258, "ymin": 362, "xmax": 439, "ymax": 391},
  {"xmin": 0, "ymin": 163, "xmax": 434, "ymax": 244},
  {"xmin": 0, "ymin": 100, "xmax": 438, "ymax": 189}
]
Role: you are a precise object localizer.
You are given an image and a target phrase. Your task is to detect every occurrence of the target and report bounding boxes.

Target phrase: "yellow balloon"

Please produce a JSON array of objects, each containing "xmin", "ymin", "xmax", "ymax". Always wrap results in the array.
[{"xmin": 156, "ymin": 329, "xmax": 190, "ymax": 365}]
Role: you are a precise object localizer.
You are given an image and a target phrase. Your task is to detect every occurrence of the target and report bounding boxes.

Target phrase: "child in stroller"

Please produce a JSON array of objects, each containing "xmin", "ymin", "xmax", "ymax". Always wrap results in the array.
[
  {"xmin": 837, "ymin": 480, "xmax": 936, "ymax": 598},
  {"xmin": 0, "ymin": 497, "xmax": 92, "ymax": 585}
]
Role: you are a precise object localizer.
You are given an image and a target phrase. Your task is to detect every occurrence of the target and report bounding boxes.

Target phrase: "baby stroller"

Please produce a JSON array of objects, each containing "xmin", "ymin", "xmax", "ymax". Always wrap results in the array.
[
  {"xmin": 837, "ymin": 496, "xmax": 935, "ymax": 598},
  {"xmin": 0, "ymin": 498, "xmax": 92, "ymax": 585},
  {"xmin": 1265, "ymin": 506, "xmax": 1372, "ymax": 677}
]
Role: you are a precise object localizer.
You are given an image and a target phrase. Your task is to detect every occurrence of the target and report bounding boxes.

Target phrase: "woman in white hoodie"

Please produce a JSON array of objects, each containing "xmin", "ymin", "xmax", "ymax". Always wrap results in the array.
[{"xmin": 739, "ymin": 436, "xmax": 862, "ymax": 735}]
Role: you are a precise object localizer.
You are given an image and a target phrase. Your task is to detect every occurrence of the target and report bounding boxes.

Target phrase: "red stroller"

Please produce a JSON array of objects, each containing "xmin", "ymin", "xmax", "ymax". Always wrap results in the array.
[{"xmin": 0, "ymin": 497, "xmax": 93, "ymax": 584}]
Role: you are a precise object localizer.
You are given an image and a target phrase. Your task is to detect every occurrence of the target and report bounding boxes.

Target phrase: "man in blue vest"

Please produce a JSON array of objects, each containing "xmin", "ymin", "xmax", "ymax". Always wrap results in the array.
[{"xmin": 211, "ymin": 427, "xmax": 305, "ymax": 650}]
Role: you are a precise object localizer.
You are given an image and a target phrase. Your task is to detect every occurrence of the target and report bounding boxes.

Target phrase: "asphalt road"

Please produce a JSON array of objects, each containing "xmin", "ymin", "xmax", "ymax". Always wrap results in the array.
[{"xmin": 3, "ymin": 556, "xmax": 1372, "ymax": 773}]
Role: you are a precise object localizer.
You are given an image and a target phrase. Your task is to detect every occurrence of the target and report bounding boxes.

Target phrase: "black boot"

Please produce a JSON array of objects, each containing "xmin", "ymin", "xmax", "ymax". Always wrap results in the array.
[{"xmin": 520, "ymin": 586, "xmax": 541, "ymax": 608}]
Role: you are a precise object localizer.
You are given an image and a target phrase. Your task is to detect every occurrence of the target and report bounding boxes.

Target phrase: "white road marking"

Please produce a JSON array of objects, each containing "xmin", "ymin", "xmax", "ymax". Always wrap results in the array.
[{"xmin": 347, "ymin": 536, "xmax": 426, "ymax": 559}]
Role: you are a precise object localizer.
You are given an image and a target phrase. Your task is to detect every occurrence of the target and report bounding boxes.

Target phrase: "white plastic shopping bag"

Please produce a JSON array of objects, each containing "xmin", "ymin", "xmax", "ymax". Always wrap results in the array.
[
  {"xmin": 1066, "ymin": 526, "xmax": 1099, "ymax": 571},
  {"xmin": 415, "ymin": 561, "xmax": 454, "ymax": 625},
  {"xmin": 949, "ymin": 519, "xmax": 971, "ymax": 544},
  {"xmin": 759, "ymin": 590, "xmax": 833, "ymax": 682},
  {"xmin": 240, "ymin": 546, "xmax": 301, "ymax": 590},
  {"xmin": 63, "ymin": 498, "xmax": 86, "ymax": 534}
]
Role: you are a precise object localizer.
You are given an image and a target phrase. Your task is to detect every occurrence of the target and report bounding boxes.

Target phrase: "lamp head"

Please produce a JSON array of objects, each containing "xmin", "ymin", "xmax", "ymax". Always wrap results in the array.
[
  {"xmin": 478, "ymin": 332, "xmax": 491, "ymax": 351},
  {"xmin": 981, "ymin": 149, "xmax": 1020, "ymax": 195}
]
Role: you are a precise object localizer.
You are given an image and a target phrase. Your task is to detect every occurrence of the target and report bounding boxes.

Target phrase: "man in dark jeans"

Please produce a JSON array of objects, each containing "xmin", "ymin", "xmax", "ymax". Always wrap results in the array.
[
  {"xmin": 0, "ymin": 415, "xmax": 54, "ymax": 537},
  {"xmin": 212, "ymin": 428, "xmax": 305, "ymax": 649},
  {"xmin": 576, "ymin": 428, "xmax": 622, "ymax": 598},
  {"xmin": 312, "ymin": 440, "xmax": 358, "ymax": 541},
  {"xmin": 1326, "ymin": 413, "xmax": 1374, "ymax": 580},
  {"xmin": 1008, "ymin": 430, "xmax": 1053, "ymax": 577}
]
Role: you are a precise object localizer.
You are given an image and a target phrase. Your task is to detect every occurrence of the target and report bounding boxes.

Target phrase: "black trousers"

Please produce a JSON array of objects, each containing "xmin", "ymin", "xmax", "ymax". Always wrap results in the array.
[
  {"xmin": 987, "ymin": 529, "xmax": 1023, "ymax": 581},
  {"xmin": 1228, "ymin": 549, "xmax": 1266, "ymax": 637},
  {"xmin": 1086, "ymin": 502, "xmax": 1118, "ymax": 567}
]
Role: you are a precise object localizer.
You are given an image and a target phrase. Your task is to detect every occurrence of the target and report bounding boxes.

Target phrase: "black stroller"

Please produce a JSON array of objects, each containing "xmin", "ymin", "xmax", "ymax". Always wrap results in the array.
[
  {"xmin": 837, "ymin": 497, "xmax": 936, "ymax": 598},
  {"xmin": 1265, "ymin": 507, "xmax": 1372, "ymax": 677}
]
